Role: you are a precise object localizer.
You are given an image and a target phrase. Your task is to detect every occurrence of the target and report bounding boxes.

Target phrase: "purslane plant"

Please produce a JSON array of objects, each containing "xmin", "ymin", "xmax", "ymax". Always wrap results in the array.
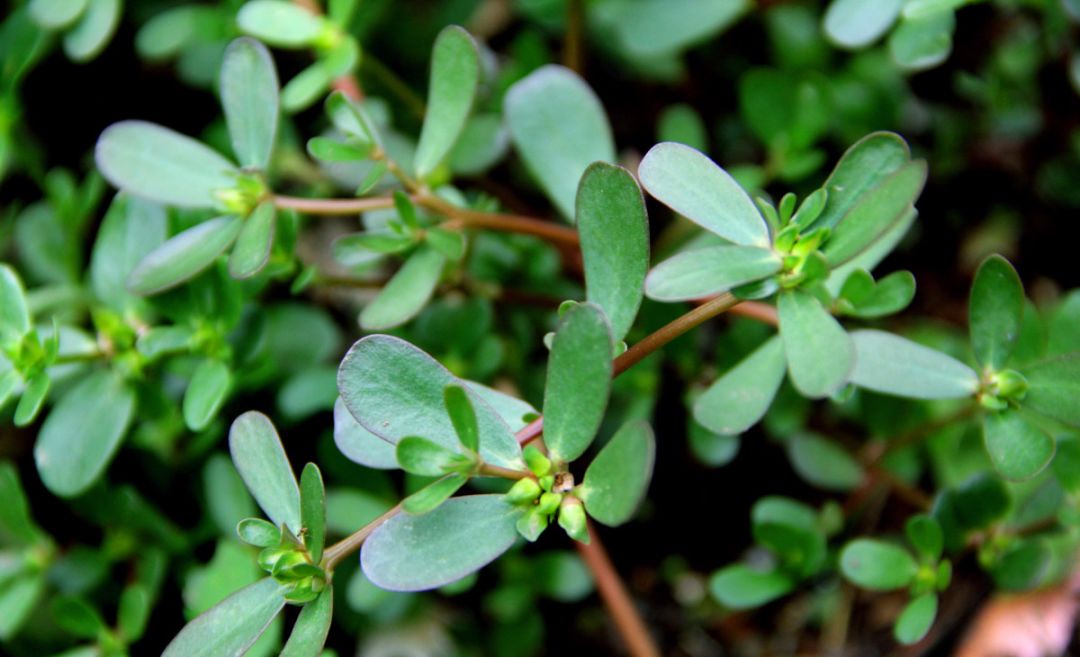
[{"xmin": 5, "ymin": 10, "xmax": 1080, "ymax": 657}]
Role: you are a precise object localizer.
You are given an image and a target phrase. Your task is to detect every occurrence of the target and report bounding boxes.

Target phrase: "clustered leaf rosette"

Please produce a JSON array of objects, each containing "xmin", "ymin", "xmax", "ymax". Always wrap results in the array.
[
  {"xmin": 95, "ymin": 37, "xmax": 282, "ymax": 295},
  {"xmin": 640, "ymin": 132, "xmax": 927, "ymax": 432}
]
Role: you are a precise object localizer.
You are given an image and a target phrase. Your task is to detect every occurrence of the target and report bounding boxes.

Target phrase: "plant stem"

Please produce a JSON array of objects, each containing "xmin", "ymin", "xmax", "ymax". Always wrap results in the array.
[
  {"xmin": 614, "ymin": 293, "xmax": 740, "ymax": 376},
  {"xmin": 434, "ymin": 207, "xmax": 581, "ymax": 248},
  {"xmin": 562, "ymin": 0, "xmax": 585, "ymax": 74},
  {"xmin": 322, "ymin": 503, "xmax": 402, "ymax": 571},
  {"xmin": 273, "ymin": 194, "xmax": 397, "ymax": 215},
  {"xmin": 575, "ymin": 521, "xmax": 661, "ymax": 657}
]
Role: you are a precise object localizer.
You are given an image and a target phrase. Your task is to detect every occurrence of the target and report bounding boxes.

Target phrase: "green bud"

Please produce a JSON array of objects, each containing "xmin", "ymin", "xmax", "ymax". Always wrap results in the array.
[
  {"xmin": 271, "ymin": 550, "xmax": 308, "ymax": 579},
  {"xmin": 283, "ymin": 578, "xmax": 321, "ymax": 604},
  {"xmin": 538, "ymin": 474, "xmax": 555, "ymax": 492},
  {"xmin": 936, "ymin": 560, "xmax": 952, "ymax": 591},
  {"xmin": 558, "ymin": 499, "xmax": 589, "ymax": 544},
  {"xmin": 505, "ymin": 478, "xmax": 542, "ymax": 505},
  {"xmin": 774, "ymin": 225, "xmax": 799, "ymax": 253},
  {"xmin": 516, "ymin": 507, "xmax": 548, "ymax": 542},
  {"xmin": 979, "ymin": 394, "xmax": 1008, "ymax": 412},
  {"xmin": 523, "ymin": 445, "xmax": 552, "ymax": 477},
  {"xmin": 537, "ymin": 492, "xmax": 562, "ymax": 516},
  {"xmin": 992, "ymin": 369, "xmax": 1028, "ymax": 400},
  {"xmin": 792, "ymin": 227, "xmax": 830, "ymax": 257}
]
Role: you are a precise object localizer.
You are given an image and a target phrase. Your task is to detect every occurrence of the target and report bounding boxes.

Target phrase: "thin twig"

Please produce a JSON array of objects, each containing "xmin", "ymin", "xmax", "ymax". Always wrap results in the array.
[
  {"xmin": 562, "ymin": 0, "xmax": 585, "ymax": 73},
  {"xmin": 322, "ymin": 503, "xmax": 402, "ymax": 571},
  {"xmin": 614, "ymin": 293, "xmax": 740, "ymax": 376},
  {"xmin": 575, "ymin": 521, "xmax": 661, "ymax": 657},
  {"xmin": 273, "ymin": 194, "xmax": 397, "ymax": 215}
]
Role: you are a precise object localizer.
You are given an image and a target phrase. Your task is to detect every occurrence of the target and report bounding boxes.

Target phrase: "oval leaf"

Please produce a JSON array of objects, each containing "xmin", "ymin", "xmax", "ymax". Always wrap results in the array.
[
  {"xmin": 89, "ymin": 195, "xmax": 169, "ymax": 310},
  {"xmin": 576, "ymin": 162, "xmax": 650, "ymax": 341},
  {"xmin": 221, "ymin": 38, "xmax": 279, "ymax": 169},
  {"xmin": 982, "ymin": 409, "xmax": 1054, "ymax": 481},
  {"xmin": 823, "ymin": 0, "xmax": 903, "ymax": 49},
  {"xmin": 414, "ymin": 26, "xmax": 480, "ymax": 179},
  {"xmin": 814, "ymin": 131, "xmax": 911, "ymax": 230},
  {"xmin": 236, "ymin": 0, "xmax": 323, "ymax": 47},
  {"xmin": 894, "ymin": 593, "xmax": 937, "ymax": 645},
  {"xmin": 1023, "ymin": 354, "xmax": 1080, "ymax": 427},
  {"xmin": 581, "ymin": 420, "xmax": 656, "ymax": 527},
  {"xmin": 228, "ymin": 202, "xmax": 276, "ymax": 279},
  {"xmin": 778, "ymin": 289, "xmax": 853, "ymax": 398},
  {"xmin": 183, "ymin": 358, "xmax": 232, "ymax": 432},
  {"xmin": 0, "ymin": 265, "xmax": 30, "ymax": 343},
  {"xmin": 229, "ymin": 411, "xmax": 302, "ymax": 534},
  {"xmin": 34, "ymin": 370, "xmax": 136, "ymax": 498},
  {"xmin": 95, "ymin": 121, "xmax": 238, "ymax": 208},
  {"xmin": 645, "ymin": 244, "xmax": 781, "ymax": 301},
  {"xmin": 359, "ymin": 246, "xmax": 445, "ymax": 330},
  {"xmin": 840, "ymin": 539, "xmax": 917, "ymax": 591},
  {"xmin": 505, "ymin": 65, "xmax": 615, "ymax": 220},
  {"xmin": 127, "ymin": 216, "xmax": 243, "ymax": 295},
  {"xmin": 62, "ymin": 0, "xmax": 120, "ymax": 62},
  {"xmin": 709, "ymin": 565, "xmax": 794, "ymax": 610},
  {"xmin": 338, "ymin": 335, "xmax": 524, "ymax": 469},
  {"xmin": 361, "ymin": 495, "xmax": 521, "ymax": 591},
  {"xmin": 332, "ymin": 397, "xmax": 398, "ymax": 469},
  {"xmin": 162, "ymin": 577, "xmax": 286, "ymax": 657},
  {"xmin": 299, "ymin": 464, "xmax": 326, "ymax": 563},
  {"xmin": 694, "ymin": 335, "xmax": 785, "ymax": 435},
  {"xmin": 638, "ymin": 142, "xmax": 770, "ymax": 247},
  {"xmin": 788, "ymin": 433, "xmax": 864, "ymax": 492},
  {"xmin": 280, "ymin": 587, "xmax": 333, "ymax": 657},
  {"xmin": 970, "ymin": 255, "xmax": 1024, "ymax": 371},
  {"xmin": 849, "ymin": 329, "xmax": 979, "ymax": 399}
]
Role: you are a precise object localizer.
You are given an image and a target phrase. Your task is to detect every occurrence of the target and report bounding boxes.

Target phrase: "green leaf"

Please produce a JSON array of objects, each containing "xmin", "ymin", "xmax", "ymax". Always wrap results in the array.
[
  {"xmin": 34, "ymin": 370, "xmax": 136, "ymax": 498},
  {"xmin": 658, "ymin": 103, "xmax": 708, "ymax": 150},
  {"xmin": 361, "ymin": 495, "xmax": 522, "ymax": 591},
  {"xmin": 402, "ymin": 473, "xmax": 469, "ymax": 515},
  {"xmin": 445, "ymin": 385, "xmax": 479, "ymax": 453},
  {"xmin": 237, "ymin": 518, "xmax": 280, "ymax": 548},
  {"xmin": 543, "ymin": 303, "xmax": 613, "ymax": 463},
  {"xmin": 183, "ymin": 359, "xmax": 232, "ymax": 432},
  {"xmin": 306, "ymin": 136, "xmax": 372, "ymax": 162},
  {"xmin": 162, "ymin": 578, "xmax": 286, "ymax": 657},
  {"xmin": 638, "ymin": 142, "xmax": 770, "ymax": 247},
  {"xmin": 823, "ymin": 160, "xmax": 927, "ymax": 266},
  {"xmin": 359, "ymin": 246, "xmax": 445, "ymax": 330},
  {"xmin": 645, "ymin": 245, "xmax": 781, "ymax": 301},
  {"xmin": 229, "ymin": 202, "xmax": 276, "ymax": 279},
  {"xmin": 229, "ymin": 411, "xmax": 302, "ymax": 535},
  {"xmin": 29, "ymin": 0, "xmax": 89, "ymax": 29},
  {"xmin": 839, "ymin": 539, "xmax": 917, "ymax": 591},
  {"xmin": 814, "ymin": 132, "xmax": 911, "ymax": 230},
  {"xmin": 905, "ymin": 515, "xmax": 943, "ymax": 561},
  {"xmin": 598, "ymin": 0, "xmax": 748, "ymax": 57},
  {"xmin": 505, "ymin": 65, "xmax": 615, "ymax": 220},
  {"xmin": 0, "ymin": 574, "xmax": 45, "ymax": 640},
  {"xmin": 838, "ymin": 269, "xmax": 916, "ymax": 319},
  {"xmin": 128, "ymin": 216, "xmax": 243, "ymax": 295},
  {"xmin": 576, "ymin": 162, "xmax": 650, "ymax": 341},
  {"xmin": 787, "ymin": 433, "xmax": 864, "ymax": 491},
  {"xmin": 334, "ymin": 231, "xmax": 415, "ymax": 256},
  {"xmin": 709, "ymin": 565, "xmax": 794, "ymax": 610},
  {"xmin": 51, "ymin": 595, "xmax": 106, "ymax": 639},
  {"xmin": 0, "ymin": 265, "xmax": 30, "ymax": 343},
  {"xmin": 89, "ymin": 195, "xmax": 168, "ymax": 310},
  {"xmin": 903, "ymin": 0, "xmax": 970, "ymax": 18},
  {"xmin": 333, "ymin": 397, "xmax": 398, "ymax": 470},
  {"xmin": 221, "ymin": 38, "xmax": 279, "ymax": 170},
  {"xmin": 1022, "ymin": 354, "xmax": 1080, "ymax": 427},
  {"xmin": 396, "ymin": 436, "xmax": 463, "ymax": 476},
  {"xmin": 118, "ymin": 583, "xmax": 151, "ymax": 642},
  {"xmin": 299, "ymin": 464, "xmax": 326, "ymax": 563},
  {"xmin": 849, "ymin": 330, "xmax": 979, "ymax": 399},
  {"xmin": 988, "ymin": 538, "xmax": 1050, "ymax": 591},
  {"xmin": 778, "ymin": 289, "xmax": 853, "ymax": 398},
  {"xmin": 970, "ymin": 255, "xmax": 1024, "ymax": 371},
  {"xmin": 204, "ymin": 454, "xmax": 257, "ymax": 537},
  {"xmin": 13, "ymin": 371, "xmax": 49, "ymax": 427},
  {"xmin": 338, "ymin": 335, "xmax": 524, "ymax": 469},
  {"xmin": 0, "ymin": 462, "xmax": 40, "ymax": 545},
  {"xmin": 425, "ymin": 227, "xmax": 466, "ymax": 261},
  {"xmin": 889, "ymin": 11, "xmax": 955, "ymax": 71},
  {"xmin": 62, "ymin": 0, "xmax": 120, "ymax": 62},
  {"xmin": 581, "ymin": 420, "xmax": 656, "ymax": 526},
  {"xmin": 279, "ymin": 587, "xmax": 333, "ymax": 657},
  {"xmin": 823, "ymin": 0, "xmax": 903, "ymax": 49},
  {"xmin": 414, "ymin": 26, "xmax": 480, "ymax": 179},
  {"xmin": 236, "ymin": 0, "xmax": 323, "ymax": 47},
  {"xmin": 95, "ymin": 121, "xmax": 238, "ymax": 208},
  {"xmin": 894, "ymin": 593, "xmax": 937, "ymax": 645},
  {"xmin": 694, "ymin": 335, "xmax": 785, "ymax": 435},
  {"xmin": 982, "ymin": 409, "xmax": 1054, "ymax": 481},
  {"xmin": 448, "ymin": 113, "xmax": 510, "ymax": 175}
]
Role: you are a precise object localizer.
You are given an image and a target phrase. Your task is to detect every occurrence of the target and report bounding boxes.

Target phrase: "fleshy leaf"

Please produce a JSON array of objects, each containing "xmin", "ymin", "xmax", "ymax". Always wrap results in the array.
[
  {"xmin": 338, "ymin": 335, "xmax": 524, "ymax": 469},
  {"xmin": 95, "ymin": 121, "xmax": 238, "ymax": 208},
  {"xmin": 823, "ymin": 0, "xmax": 903, "ymax": 49},
  {"xmin": 229, "ymin": 202, "xmax": 276, "ymax": 279},
  {"xmin": 982, "ymin": 409, "xmax": 1054, "ymax": 481},
  {"xmin": 1022, "ymin": 354, "xmax": 1080, "ymax": 427},
  {"xmin": 543, "ymin": 303, "xmax": 613, "ymax": 463},
  {"xmin": 778, "ymin": 289, "xmax": 853, "ymax": 398},
  {"xmin": 0, "ymin": 265, "xmax": 30, "ymax": 342},
  {"xmin": 229, "ymin": 412, "xmax": 302, "ymax": 535},
  {"xmin": 332, "ymin": 397, "xmax": 398, "ymax": 469},
  {"xmin": 414, "ymin": 26, "xmax": 480, "ymax": 179},
  {"xmin": 299, "ymin": 464, "xmax": 326, "ymax": 563},
  {"xmin": 694, "ymin": 335, "xmax": 785, "ymax": 435},
  {"xmin": 279, "ymin": 587, "xmax": 333, "ymax": 657},
  {"xmin": 709, "ymin": 565, "xmax": 794, "ymax": 610},
  {"xmin": 29, "ymin": 0, "xmax": 90, "ymax": 29},
  {"xmin": 787, "ymin": 433, "xmax": 864, "ymax": 491},
  {"xmin": 581, "ymin": 420, "xmax": 656, "ymax": 527},
  {"xmin": 839, "ymin": 539, "xmax": 917, "ymax": 590},
  {"xmin": 814, "ymin": 132, "xmax": 911, "ymax": 230},
  {"xmin": 576, "ymin": 162, "xmax": 650, "ymax": 341},
  {"xmin": 220, "ymin": 37, "xmax": 279, "ymax": 169},
  {"xmin": 62, "ymin": 0, "xmax": 120, "ymax": 62},
  {"xmin": 401, "ymin": 473, "xmax": 469, "ymax": 515},
  {"xmin": 505, "ymin": 65, "xmax": 615, "ymax": 220},
  {"xmin": 969, "ymin": 255, "xmax": 1024, "ymax": 371},
  {"xmin": 894, "ymin": 593, "xmax": 937, "ymax": 645},
  {"xmin": 236, "ymin": 0, "xmax": 323, "ymax": 47},
  {"xmin": 849, "ymin": 330, "xmax": 979, "ymax": 399},
  {"xmin": 638, "ymin": 142, "xmax": 770, "ymax": 247},
  {"xmin": 444, "ymin": 385, "xmax": 479, "ymax": 453},
  {"xmin": 89, "ymin": 195, "xmax": 168, "ymax": 311},
  {"xmin": 361, "ymin": 495, "xmax": 522, "ymax": 591},
  {"xmin": 645, "ymin": 245, "xmax": 781, "ymax": 301},
  {"xmin": 161, "ymin": 578, "xmax": 286, "ymax": 657},
  {"xmin": 128, "ymin": 216, "xmax": 243, "ymax": 295},
  {"xmin": 183, "ymin": 358, "xmax": 232, "ymax": 432},
  {"xmin": 359, "ymin": 246, "xmax": 445, "ymax": 330},
  {"xmin": 34, "ymin": 370, "xmax": 136, "ymax": 498},
  {"xmin": 889, "ymin": 11, "xmax": 955, "ymax": 72}
]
